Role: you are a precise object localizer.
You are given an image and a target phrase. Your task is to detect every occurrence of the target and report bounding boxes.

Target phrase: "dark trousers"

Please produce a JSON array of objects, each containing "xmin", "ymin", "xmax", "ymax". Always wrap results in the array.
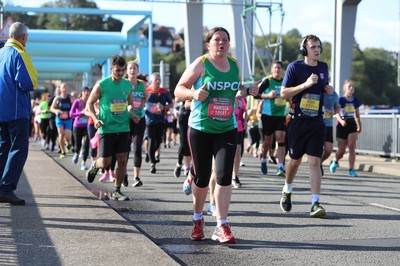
[
  {"xmin": 0, "ymin": 119, "xmax": 30, "ymax": 193},
  {"xmin": 73, "ymin": 126, "xmax": 89, "ymax": 161},
  {"xmin": 129, "ymin": 117, "xmax": 146, "ymax": 168},
  {"xmin": 146, "ymin": 123, "xmax": 165, "ymax": 164}
]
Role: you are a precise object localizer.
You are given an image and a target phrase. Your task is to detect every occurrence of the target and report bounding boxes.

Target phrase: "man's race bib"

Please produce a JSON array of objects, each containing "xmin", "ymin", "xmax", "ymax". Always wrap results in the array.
[
  {"xmin": 110, "ymin": 99, "xmax": 127, "ymax": 114},
  {"xmin": 208, "ymin": 97, "xmax": 233, "ymax": 121},
  {"xmin": 323, "ymin": 107, "xmax": 332, "ymax": 119},
  {"xmin": 274, "ymin": 97, "xmax": 286, "ymax": 106},
  {"xmin": 149, "ymin": 103, "xmax": 161, "ymax": 114},
  {"xmin": 324, "ymin": 112, "xmax": 332, "ymax": 119},
  {"xmin": 300, "ymin": 93, "xmax": 320, "ymax": 117}
]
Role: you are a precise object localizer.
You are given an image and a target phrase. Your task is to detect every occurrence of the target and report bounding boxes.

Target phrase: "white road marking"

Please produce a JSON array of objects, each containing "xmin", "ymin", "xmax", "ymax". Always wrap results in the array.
[{"xmin": 370, "ymin": 203, "xmax": 400, "ymax": 212}]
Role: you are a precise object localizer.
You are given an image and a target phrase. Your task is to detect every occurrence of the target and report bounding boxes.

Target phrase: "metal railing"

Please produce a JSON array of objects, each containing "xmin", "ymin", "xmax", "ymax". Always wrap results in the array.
[{"xmin": 333, "ymin": 113, "xmax": 400, "ymax": 158}]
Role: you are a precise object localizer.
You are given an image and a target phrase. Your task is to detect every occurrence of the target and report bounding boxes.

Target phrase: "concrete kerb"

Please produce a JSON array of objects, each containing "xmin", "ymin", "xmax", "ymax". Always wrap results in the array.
[{"xmin": 5, "ymin": 143, "xmax": 178, "ymax": 266}]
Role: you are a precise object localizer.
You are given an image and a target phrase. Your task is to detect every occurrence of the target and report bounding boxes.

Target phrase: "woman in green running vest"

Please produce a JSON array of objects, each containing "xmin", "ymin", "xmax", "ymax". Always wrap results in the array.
[
  {"xmin": 174, "ymin": 27, "xmax": 259, "ymax": 244},
  {"xmin": 125, "ymin": 60, "xmax": 148, "ymax": 188}
]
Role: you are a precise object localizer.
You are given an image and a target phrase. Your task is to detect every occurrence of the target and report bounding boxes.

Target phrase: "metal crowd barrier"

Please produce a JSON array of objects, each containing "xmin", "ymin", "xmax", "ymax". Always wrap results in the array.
[{"xmin": 333, "ymin": 111, "xmax": 400, "ymax": 158}]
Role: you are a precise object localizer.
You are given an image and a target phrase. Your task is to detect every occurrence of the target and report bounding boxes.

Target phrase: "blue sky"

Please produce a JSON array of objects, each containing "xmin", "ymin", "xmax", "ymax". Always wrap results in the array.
[{"xmin": 6, "ymin": 0, "xmax": 400, "ymax": 51}]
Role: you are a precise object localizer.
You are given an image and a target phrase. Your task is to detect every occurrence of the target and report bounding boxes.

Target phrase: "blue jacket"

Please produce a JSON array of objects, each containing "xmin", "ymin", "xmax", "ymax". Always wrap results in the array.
[{"xmin": 0, "ymin": 38, "xmax": 38, "ymax": 122}]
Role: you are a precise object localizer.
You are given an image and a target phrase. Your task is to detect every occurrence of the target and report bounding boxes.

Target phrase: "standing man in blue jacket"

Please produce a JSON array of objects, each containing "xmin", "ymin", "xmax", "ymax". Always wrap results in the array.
[{"xmin": 0, "ymin": 22, "xmax": 38, "ymax": 205}]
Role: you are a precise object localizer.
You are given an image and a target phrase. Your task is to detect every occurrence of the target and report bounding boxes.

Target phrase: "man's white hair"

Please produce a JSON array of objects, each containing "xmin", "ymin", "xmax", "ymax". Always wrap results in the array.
[{"xmin": 9, "ymin": 22, "xmax": 27, "ymax": 39}]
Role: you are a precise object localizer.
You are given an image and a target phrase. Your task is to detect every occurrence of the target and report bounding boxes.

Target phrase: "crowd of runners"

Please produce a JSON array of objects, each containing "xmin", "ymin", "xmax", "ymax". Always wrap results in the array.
[{"xmin": 26, "ymin": 28, "xmax": 362, "ymax": 245}]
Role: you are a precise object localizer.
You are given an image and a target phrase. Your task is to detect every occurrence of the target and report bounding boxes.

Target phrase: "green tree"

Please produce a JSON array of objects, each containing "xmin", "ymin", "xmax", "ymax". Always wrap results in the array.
[
  {"xmin": 7, "ymin": 0, "xmax": 123, "ymax": 31},
  {"xmin": 253, "ymin": 30, "xmax": 301, "ymax": 78},
  {"xmin": 37, "ymin": 0, "xmax": 104, "ymax": 30},
  {"xmin": 4, "ymin": 7, "xmax": 38, "ymax": 29},
  {"xmin": 281, "ymin": 28, "xmax": 302, "ymax": 64},
  {"xmin": 319, "ymin": 41, "xmax": 331, "ymax": 68},
  {"xmin": 351, "ymin": 47, "xmax": 398, "ymax": 106},
  {"xmin": 163, "ymin": 49, "xmax": 186, "ymax": 92}
]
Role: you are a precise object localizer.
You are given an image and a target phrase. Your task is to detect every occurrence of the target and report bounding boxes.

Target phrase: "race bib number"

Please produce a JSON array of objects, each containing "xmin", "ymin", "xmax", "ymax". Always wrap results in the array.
[
  {"xmin": 324, "ymin": 112, "xmax": 332, "ymax": 119},
  {"xmin": 208, "ymin": 97, "xmax": 233, "ymax": 121},
  {"xmin": 110, "ymin": 99, "xmax": 127, "ymax": 114},
  {"xmin": 344, "ymin": 104, "xmax": 355, "ymax": 114},
  {"xmin": 133, "ymin": 99, "xmax": 143, "ymax": 109},
  {"xmin": 323, "ymin": 107, "xmax": 331, "ymax": 119},
  {"xmin": 59, "ymin": 112, "xmax": 69, "ymax": 120},
  {"xmin": 78, "ymin": 116, "xmax": 89, "ymax": 125},
  {"xmin": 300, "ymin": 94, "xmax": 320, "ymax": 117},
  {"xmin": 149, "ymin": 103, "xmax": 161, "ymax": 114},
  {"xmin": 274, "ymin": 97, "xmax": 286, "ymax": 106},
  {"xmin": 167, "ymin": 115, "xmax": 174, "ymax": 123},
  {"xmin": 236, "ymin": 99, "xmax": 243, "ymax": 109},
  {"xmin": 44, "ymin": 111, "xmax": 51, "ymax": 119}
]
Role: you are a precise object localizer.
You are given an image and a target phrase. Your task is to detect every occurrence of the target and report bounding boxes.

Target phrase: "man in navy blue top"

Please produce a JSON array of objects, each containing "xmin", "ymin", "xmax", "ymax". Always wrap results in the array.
[
  {"xmin": 145, "ymin": 72, "xmax": 174, "ymax": 174},
  {"xmin": 279, "ymin": 35, "xmax": 330, "ymax": 218}
]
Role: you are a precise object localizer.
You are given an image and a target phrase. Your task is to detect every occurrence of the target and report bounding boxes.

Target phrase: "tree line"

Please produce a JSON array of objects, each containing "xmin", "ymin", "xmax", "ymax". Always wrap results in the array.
[{"xmin": 157, "ymin": 27, "xmax": 398, "ymax": 107}]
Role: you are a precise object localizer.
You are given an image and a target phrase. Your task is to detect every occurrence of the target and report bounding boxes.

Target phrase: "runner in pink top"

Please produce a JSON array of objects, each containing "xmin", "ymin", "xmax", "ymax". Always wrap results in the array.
[
  {"xmin": 232, "ymin": 97, "xmax": 247, "ymax": 188},
  {"xmin": 69, "ymin": 87, "xmax": 91, "ymax": 170}
]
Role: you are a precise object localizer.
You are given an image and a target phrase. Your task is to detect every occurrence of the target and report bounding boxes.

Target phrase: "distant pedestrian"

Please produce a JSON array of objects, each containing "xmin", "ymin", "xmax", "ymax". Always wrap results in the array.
[
  {"xmin": 330, "ymin": 80, "xmax": 362, "ymax": 177},
  {"xmin": 50, "ymin": 82, "xmax": 73, "ymax": 159},
  {"xmin": 256, "ymin": 61, "xmax": 287, "ymax": 176},
  {"xmin": 145, "ymin": 72, "xmax": 174, "ymax": 174},
  {"xmin": 70, "ymin": 87, "xmax": 91, "ymax": 170},
  {"xmin": 125, "ymin": 60, "xmax": 147, "ymax": 187},
  {"xmin": 232, "ymin": 97, "xmax": 247, "ymax": 188},
  {"xmin": 0, "ymin": 22, "xmax": 38, "ymax": 205},
  {"xmin": 320, "ymin": 85, "xmax": 341, "ymax": 175},
  {"xmin": 48, "ymin": 86, "xmax": 60, "ymax": 152},
  {"xmin": 38, "ymin": 91, "xmax": 52, "ymax": 150},
  {"xmin": 174, "ymin": 99, "xmax": 192, "ymax": 178},
  {"xmin": 245, "ymin": 99, "xmax": 261, "ymax": 158}
]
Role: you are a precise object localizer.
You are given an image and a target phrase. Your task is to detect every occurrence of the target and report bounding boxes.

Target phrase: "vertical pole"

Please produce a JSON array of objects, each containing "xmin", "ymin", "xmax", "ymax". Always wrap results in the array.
[
  {"xmin": 391, "ymin": 113, "xmax": 398, "ymax": 158},
  {"xmin": 184, "ymin": 0, "xmax": 203, "ymax": 67},
  {"xmin": 160, "ymin": 60, "xmax": 165, "ymax": 87},
  {"xmin": 0, "ymin": 1, "xmax": 3, "ymax": 30},
  {"xmin": 251, "ymin": 0, "xmax": 255, "ymax": 82},
  {"xmin": 332, "ymin": 0, "xmax": 337, "ymax": 88},
  {"xmin": 398, "ymin": 0, "xmax": 400, "ymax": 87},
  {"xmin": 148, "ymin": 15, "xmax": 153, "ymax": 77}
]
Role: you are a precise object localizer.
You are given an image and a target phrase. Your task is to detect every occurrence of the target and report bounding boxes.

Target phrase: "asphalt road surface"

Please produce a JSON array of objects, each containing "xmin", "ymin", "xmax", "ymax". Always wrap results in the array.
[{"xmin": 47, "ymin": 143, "xmax": 400, "ymax": 266}]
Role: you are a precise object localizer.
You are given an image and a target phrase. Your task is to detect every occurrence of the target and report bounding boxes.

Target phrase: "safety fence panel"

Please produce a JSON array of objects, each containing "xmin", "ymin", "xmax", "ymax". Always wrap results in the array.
[{"xmin": 334, "ymin": 114, "xmax": 400, "ymax": 158}]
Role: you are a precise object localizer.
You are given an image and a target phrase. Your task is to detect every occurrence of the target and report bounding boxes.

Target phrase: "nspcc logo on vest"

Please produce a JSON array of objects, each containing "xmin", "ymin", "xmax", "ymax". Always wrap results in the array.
[{"xmin": 207, "ymin": 81, "xmax": 241, "ymax": 91}]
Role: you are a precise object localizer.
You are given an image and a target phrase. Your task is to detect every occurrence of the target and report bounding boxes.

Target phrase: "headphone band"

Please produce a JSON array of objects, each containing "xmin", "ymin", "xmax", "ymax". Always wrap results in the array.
[{"xmin": 300, "ymin": 35, "xmax": 322, "ymax": 56}]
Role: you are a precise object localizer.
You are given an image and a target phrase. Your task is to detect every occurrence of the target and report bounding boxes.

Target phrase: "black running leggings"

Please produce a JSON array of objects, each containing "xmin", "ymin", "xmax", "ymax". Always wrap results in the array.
[
  {"xmin": 177, "ymin": 111, "xmax": 191, "ymax": 165},
  {"xmin": 146, "ymin": 123, "xmax": 165, "ymax": 164},
  {"xmin": 188, "ymin": 127, "xmax": 237, "ymax": 188},
  {"xmin": 73, "ymin": 126, "xmax": 89, "ymax": 161},
  {"xmin": 129, "ymin": 117, "xmax": 146, "ymax": 167}
]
